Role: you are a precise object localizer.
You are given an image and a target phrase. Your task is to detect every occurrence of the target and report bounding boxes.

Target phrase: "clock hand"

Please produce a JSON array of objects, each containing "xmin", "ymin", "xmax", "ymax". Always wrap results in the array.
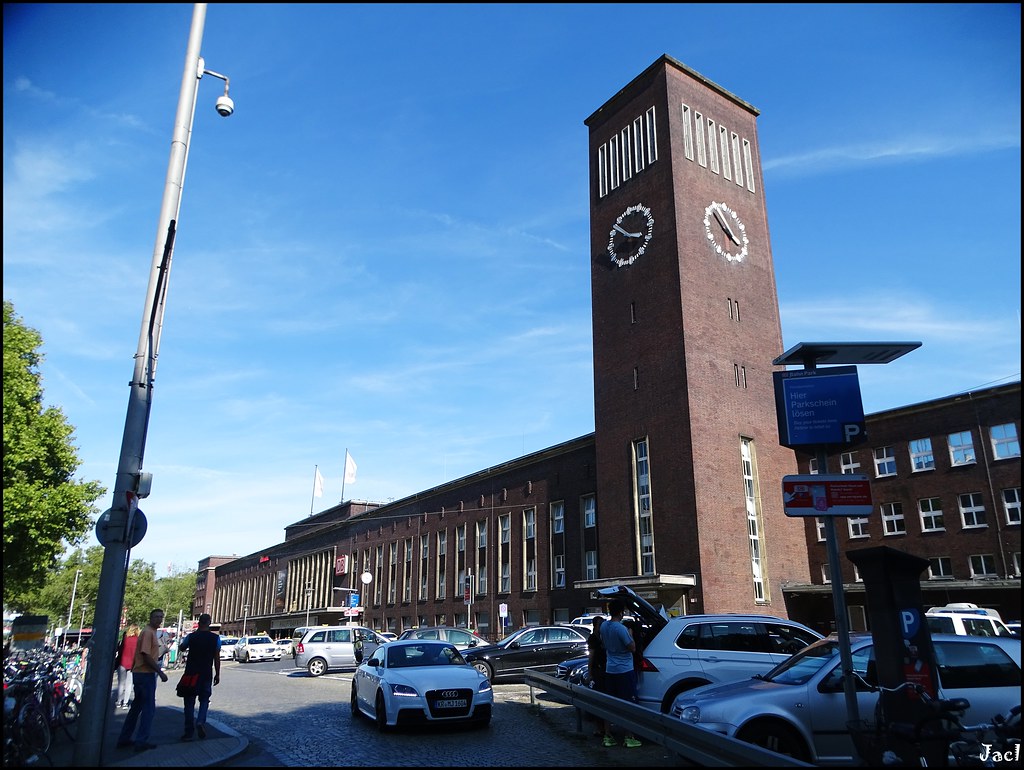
[
  {"xmin": 713, "ymin": 209, "xmax": 741, "ymax": 245},
  {"xmin": 613, "ymin": 223, "xmax": 644, "ymax": 239}
]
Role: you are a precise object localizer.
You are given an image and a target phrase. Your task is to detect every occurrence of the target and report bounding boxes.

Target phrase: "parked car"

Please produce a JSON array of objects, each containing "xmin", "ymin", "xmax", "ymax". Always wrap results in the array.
[
  {"xmin": 462, "ymin": 625, "xmax": 588, "ymax": 682},
  {"xmin": 1007, "ymin": 621, "xmax": 1022, "ymax": 639},
  {"xmin": 218, "ymin": 636, "xmax": 239, "ymax": 661},
  {"xmin": 595, "ymin": 584, "xmax": 823, "ymax": 713},
  {"xmin": 274, "ymin": 637, "xmax": 295, "ymax": 657},
  {"xmin": 378, "ymin": 632, "xmax": 399, "ymax": 642},
  {"xmin": 234, "ymin": 634, "xmax": 280, "ymax": 663},
  {"xmin": 567, "ymin": 614, "xmax": 610, "ymax": 634},
  {"xmin": 295, "ymin": 625, "xmax": 389, "ymax": 677},
  {"xmin": 925, "ymin": 609, "xmax": 1014, "ymax": 638},
  {"xmin": 397, "ymin": 626, "xmax": 488, "ymax": 650},
  {"xmin": 554, "ymin": 655, "xmax": 592, "ymax": 687},
  {"xmin": 669, "ymin": 633, "xmax": 1022, "ymax": 765},
  {"xmin": 350, "ymin": 640, "xmax": 493, "ymax": 730}
]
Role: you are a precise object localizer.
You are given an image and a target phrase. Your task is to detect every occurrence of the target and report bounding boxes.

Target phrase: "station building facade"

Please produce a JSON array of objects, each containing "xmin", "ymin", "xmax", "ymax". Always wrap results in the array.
[{"xmin": 200, "ymin": 56, "xmax": 1020, "ymax": 639}]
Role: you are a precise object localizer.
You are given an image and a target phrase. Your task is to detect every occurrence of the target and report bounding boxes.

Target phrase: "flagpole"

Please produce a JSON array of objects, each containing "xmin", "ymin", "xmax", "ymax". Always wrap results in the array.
[
  {"xmin": 340, "ymin": 450, "xmax": 348, "ymax": 504},
  {"xmin": 310, "ymin": 464, "xmax": 319, "ymax": 516}
]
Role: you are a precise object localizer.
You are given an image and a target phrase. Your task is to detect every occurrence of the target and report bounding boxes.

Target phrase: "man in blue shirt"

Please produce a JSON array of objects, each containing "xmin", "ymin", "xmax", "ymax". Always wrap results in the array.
[{"xmin": 599, "ymin": 599, "xmax": 642, "ymax": 748}]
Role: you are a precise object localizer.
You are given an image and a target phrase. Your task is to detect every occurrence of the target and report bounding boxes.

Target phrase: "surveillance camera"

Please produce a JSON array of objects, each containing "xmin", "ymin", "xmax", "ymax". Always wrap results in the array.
[{"xmin": 215, "ymin": 95, "xmax": 234, "ymax": 117}]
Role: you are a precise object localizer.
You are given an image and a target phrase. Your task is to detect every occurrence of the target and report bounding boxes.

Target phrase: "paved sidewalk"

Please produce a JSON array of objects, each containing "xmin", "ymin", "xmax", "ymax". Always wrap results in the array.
[{"xmin": 47, "ymin": 704, "xmax": 247, "ymax": 767}]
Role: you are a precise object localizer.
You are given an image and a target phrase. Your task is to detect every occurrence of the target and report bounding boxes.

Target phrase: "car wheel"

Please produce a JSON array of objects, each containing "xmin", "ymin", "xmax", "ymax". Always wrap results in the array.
[
  {"xmin": 307, "ymin": 658, "xmax": 328, "ymax": 677},
  {"xmin": 737, "ymin": 720, "xmax": 811, "ymax": 762},
  {"xmin": 472, "ymin": 661, "xmax": 493, "ymax": 680},
  {"xmin": 350, "ymin": 684, "xmax": 360, "ymax": 718},
  {"xmin": 660, "ymin": 680, "xmax": 709, "ymax": 713},
  {"xmin": 245, "ymin": 652, "xmax": 251, "ymax": 663},
  {"xmin": 374, "ymin": 691, "xmax": 390, "ymax": 732}
]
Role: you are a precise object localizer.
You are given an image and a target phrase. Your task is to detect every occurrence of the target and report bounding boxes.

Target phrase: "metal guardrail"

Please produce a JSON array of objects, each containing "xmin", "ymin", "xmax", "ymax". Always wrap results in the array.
[{"xmin": 524, "ymin": 671, "xmax": 814, "ymax": 767}]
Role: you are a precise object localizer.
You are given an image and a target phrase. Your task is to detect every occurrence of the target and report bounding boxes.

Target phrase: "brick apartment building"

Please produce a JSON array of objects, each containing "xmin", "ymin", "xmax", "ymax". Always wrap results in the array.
[{"xmin": 197, "ymin": 56, "xmax": 1021, "ymax": 639}]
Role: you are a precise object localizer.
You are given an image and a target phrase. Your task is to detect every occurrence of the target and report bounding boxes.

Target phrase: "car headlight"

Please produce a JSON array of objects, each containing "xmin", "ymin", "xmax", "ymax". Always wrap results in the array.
[
  {"xmin": 679, "ymin": 705, "xmax": 701, "ymax": 723},
  {"xmin": 389, "ymin": 683, "xmax": 418, "ymax": 698},
  {"xmin": 478, "ymin": 680, "xmax": 492, "ymax": 693}
]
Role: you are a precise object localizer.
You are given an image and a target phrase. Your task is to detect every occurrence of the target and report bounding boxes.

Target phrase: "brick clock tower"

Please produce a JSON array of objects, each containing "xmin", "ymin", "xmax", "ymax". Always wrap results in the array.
[{"xmin": 584, "ymin": 55, "xmax": 810, "ymax": 615}]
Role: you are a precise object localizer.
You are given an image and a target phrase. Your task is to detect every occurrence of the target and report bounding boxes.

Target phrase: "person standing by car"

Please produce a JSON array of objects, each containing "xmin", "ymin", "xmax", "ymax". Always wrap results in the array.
[
  {"xmin": 600, "ymin": 599, "xmax": 642, "ymax": 748},
  {"xmin": 176, "ymin": 613, "xmax": 221, "ymax": 741},
  {"xmin": 587, "ymin": 616, "xmax": 608, "ymax": 736},
  {"xmin": 117, "ymin": 609, "xmax": 169, "ymax": 752},
  {"xmin": 114, "ymin": 624, "xmax": 140, "ymax": 710}
]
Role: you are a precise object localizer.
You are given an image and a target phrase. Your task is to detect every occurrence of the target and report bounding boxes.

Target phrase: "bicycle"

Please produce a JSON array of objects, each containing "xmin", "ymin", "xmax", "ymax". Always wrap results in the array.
[
  {"xmin": 950, "ymin": 705, "xmax": 1021, "ymax": 767},
  {"xmin": 3, "ymin": 678, "xmax": 53, "ymax": 766},
  {"xmin": 849, "ymin": 678, "xmax": 970, "ymax": 767}
]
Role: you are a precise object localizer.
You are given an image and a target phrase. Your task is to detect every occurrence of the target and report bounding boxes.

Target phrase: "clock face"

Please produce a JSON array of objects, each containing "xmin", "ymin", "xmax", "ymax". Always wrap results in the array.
[
  {"xmin": 703, "ymin": 201, "xmax": 748, "ymax": 262},
  {"xmin": 607, "ymin": 204, "xmax": 654, "ymax": 268}
]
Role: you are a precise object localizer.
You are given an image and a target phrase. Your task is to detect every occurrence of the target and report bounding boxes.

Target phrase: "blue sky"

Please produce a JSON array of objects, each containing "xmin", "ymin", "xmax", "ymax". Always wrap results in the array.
[{"xmin": 4, "ymin": 3, "xmax": 1020, "ymax": 575}]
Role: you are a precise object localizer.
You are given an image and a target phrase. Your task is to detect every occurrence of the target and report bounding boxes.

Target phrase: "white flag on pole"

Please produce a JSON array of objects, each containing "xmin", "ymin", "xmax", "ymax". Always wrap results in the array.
[
  {"xmin": 344, "ymin": 452, "xmax": 357, "ymax": 484},
  {"xmin": 313, "ymin": 467, "xmax": 324, "ymax": 498}
]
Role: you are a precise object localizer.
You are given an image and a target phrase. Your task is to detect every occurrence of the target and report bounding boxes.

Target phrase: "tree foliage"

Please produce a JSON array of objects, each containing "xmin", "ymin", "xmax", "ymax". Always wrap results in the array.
[{"xmin": 3, "ymin": 301, "xmax": 105, "ymax": 608}]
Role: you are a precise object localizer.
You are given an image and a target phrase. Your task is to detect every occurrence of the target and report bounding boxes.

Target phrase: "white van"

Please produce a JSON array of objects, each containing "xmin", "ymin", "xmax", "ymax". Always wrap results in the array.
[
  {"xmin": 927, "ymin": 602, "xmax": 1002, "ymax": 621},
  {"xmin": 294, "ymin": 625, "xmax": 389, "ymax": 677},
  {"xmin": 926, "ymin": 609, "xmax": 1013, "ymax": 638}
]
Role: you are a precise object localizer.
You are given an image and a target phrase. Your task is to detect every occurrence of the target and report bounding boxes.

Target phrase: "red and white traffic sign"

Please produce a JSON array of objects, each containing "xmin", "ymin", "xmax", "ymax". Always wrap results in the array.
[{"xmin": 782, "ymin": 474, "xmax": 873, "ymax": 517}]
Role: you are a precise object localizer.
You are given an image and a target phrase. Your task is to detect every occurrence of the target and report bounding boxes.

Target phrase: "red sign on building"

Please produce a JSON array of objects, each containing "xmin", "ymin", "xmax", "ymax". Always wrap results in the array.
[{"xmin": 782, "ymin": 474, "xmax": 873, "ymax": 517}]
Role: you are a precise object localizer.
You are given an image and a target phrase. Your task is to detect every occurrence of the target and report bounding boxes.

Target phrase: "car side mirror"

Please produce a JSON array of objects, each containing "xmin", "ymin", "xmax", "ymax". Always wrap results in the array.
[
  {"xmin": 468, "ymin": 641, "xmax": 478, "ymax": 647},
  {"xmin": 509, "ymin": 641, "xmax": 520, "ymax": 649}
]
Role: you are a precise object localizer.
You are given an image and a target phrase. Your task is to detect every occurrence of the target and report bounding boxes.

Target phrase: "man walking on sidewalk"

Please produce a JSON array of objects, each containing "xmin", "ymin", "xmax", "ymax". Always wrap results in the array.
[
  {"xmin": 177, "ymin": 612, "xmax": 221, "ymax": 741},
  {"xmin": 117, "ymin": 609, "xmax": 169, "ymax": 752}
]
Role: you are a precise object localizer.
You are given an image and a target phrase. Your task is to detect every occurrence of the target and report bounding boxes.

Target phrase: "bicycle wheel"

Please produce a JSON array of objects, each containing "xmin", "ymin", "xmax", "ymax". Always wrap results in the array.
[
  {"xmin": 19, "ymin": 699, "xmax": 52, "ymax": 757},
  {"xmin": 59, "ymin": 694, "xmax": 80, "ymax": 725}
]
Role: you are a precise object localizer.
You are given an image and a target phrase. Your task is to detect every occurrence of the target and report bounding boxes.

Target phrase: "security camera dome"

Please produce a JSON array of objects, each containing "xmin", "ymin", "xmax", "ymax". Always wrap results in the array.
[{"xmin": 215, "ymin": 95, "xmax": 234, "ymax": 117}]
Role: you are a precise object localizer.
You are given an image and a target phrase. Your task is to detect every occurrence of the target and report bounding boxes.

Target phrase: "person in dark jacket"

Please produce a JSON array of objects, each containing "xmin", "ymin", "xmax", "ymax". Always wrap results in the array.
[{"xmin": 176, "ymin": 613, "xmax": 221, "ymax": 741}]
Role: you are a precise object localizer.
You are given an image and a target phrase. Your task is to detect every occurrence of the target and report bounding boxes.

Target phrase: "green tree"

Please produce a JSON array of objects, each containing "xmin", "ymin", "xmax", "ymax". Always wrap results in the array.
[{"xmin": 3, "ymin": 301, "xmax": 105, "ymax": 608}]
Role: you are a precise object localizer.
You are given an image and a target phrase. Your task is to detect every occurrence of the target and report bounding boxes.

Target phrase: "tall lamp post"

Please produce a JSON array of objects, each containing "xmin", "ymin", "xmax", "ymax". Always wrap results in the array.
[
  {"xmin": 73, "ymin": 5, "xmax": 234, "ymax": 764},
  {"xmin": 241, "ymin": 605, "xmax": 250, "ymax": 638},
  {"xmin": 78, "ymin": 603, "xmax": 89, "ymax": 650}
]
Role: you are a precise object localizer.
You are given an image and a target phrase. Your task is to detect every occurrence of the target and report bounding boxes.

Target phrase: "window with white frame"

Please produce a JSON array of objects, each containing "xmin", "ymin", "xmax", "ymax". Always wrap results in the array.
[
  {"xmin": 501, "ymin": 562, "xmax": 510, "ymax": 593},
  {"xmin": 948, "ymin": 431, "xmax": 976, "ymax": 465},
  {"xmin": 853, "ymin": 564, "xmax": 863, "ymax": 583},
  {"xmin": 525, "ymin": 557, "xmax": 537, "ymax": 591},
  {"xmin": 874, "ymin": 446, "xmax": 896, "ymax": 477},
  {"xmin": 740, "ymin": 438, "xmax": 766, "ymax": 603},
  {"xmin": 635, "ymin": 438, "xmax": 655, "ymax": 575},
  {"xmin": 436, "ymin": 531, "xmax": 447, "ymax": 600},
  {"xmin": 821, "ymin": 563, "xmax": 831, "ymax": 584},
  {"xmin": 403, "ymin": 538, "xmax": 413, "ymax": 602},
  {"xmin": 1003, "ymin": 487, "xmax": 1021, "ymax": 525},
  {"xmin": 553, "ymin": 554, "xmax": 565, "ymax": 588},
  {"xmin": 524, "ymin": 508, "xmax": 536, "ymax": 540},
  {"xmin": 419, "ymin": 534, "xmax": 429, "ymax": 600},
  {"xmin": 815, "ymin": 518, "xmax": 826, "ymax": 542},
  {"xmin": 991, "ymin": 423, "xmax": 1021, "ymax": 459},
  {"xmin": 969, "ymin": 554, "xmax": 998, "ymax": 578},
  {"xmin": 958, "ymin": 492, "xmax": 986, "ymax": 528},
  {"xmin": 928, "ymin": 557, "xmax": 954, "ymax": 580},
  {"xmin": 476, "ymin": 520, "xmax": 487, "ymax": 594},
  {"xmin": 388, "ymin": 542, "xmax": 398, "ymax": 603},
  {"xmin": 457, "ymin": 524, "xmax": 466, "ymax": 554},
  {"xmin": 585, "ymin": 550, "xmax": 598, "ymax": 580},
  {"xmin": 840, "ymin": 452, "xmax": 861, "ymax": 474},
  {"xmin": 808, "ymin": 457, "xmax": 819, "ymax": 475},
  {"xmin": 909, "ymin": 438, "xmax": 935, "ymax": 471},
  {"xmin": 881, "ymin": 502, "xmax": 906, "ymax": 535},
  {"xmin": 919, "ymin": 498, "xmax": 944, "ymax": 531},
  {"xmin": 551, "ymin": 501, "xmax": 564, "ymax": 534},
  {"xmin": 1013, "ymin": 552, "xmax": 1021, "ymax": 577},
  {"xmin": 500, "ymin": 513, "xmax": 510, "ymax": 543},
  {"xmin": 848, "ymin": 516, "xmax": 869, "ymax": 539},
  {"xmin": 583, "ymin": 494, "xmax": 596, "ymax": 528}
]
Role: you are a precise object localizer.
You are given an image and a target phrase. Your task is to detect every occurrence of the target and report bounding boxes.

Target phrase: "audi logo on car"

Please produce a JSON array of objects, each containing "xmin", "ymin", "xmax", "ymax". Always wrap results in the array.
[{"xmin": 440, "ymin": 690, "xmax": 459, "ymax": 699}]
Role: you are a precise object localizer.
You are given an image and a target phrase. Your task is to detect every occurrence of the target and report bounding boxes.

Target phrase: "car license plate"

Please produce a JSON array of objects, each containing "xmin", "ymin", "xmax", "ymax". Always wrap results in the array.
[{"xmin": 435, "ymin": 698, "xmax": 467, "ymax": 709}]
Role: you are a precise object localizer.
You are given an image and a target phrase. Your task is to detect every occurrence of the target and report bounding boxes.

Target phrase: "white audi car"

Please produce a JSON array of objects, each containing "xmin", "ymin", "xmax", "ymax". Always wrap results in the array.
[{"xmin": 350, "ymin": 640, "xmax": 493, "ymax": 731}]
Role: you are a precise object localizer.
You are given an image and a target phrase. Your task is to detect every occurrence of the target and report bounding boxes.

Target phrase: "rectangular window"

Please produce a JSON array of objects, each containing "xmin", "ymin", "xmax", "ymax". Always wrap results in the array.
[
  {"xmin": 719, "ymin": 124, "xmax": 732, "ymax": 180},
  {"xmin": 525, "ymin": 558, "xmax": 537, "ymax": 591},
  {"xmin": 821, "ymin": 563, "xmax": 831, "ymax": 584},
  {"xmin": 551, "ymin": 501, "xmax": 564, "ymax": 534},
  {"xmin": 585, "ymin": 550, "xmax": 598, "ymax": 580},
  {"xmin": 741, "ymin": 437, "xmax": 767, "ymax": 603},
  {"xmin": 476, "ymin": 519, "xmax": 487, "ymax": 549},
  {"xmin": 500, "ymin": 514, "xmax": 510, "ymax": 544},
  {"xmin": 840, "ymin": 452, "xmax": 861, "ymax": 475},
  {"xmin": 808, "ymin": 457, "xmax": 819, "ymax": 475},
  {"xmin": 1003, "ymin": 487, "xmax": 1021, "ymax": 525},
  {"xmin": 635, "ymin": 438, "xmax": 655, "ymax": 575},
  {"xmin": 919, "ymin": 498, "xmax": 944, "ymax": 531},
  {"xmin": 928, "ymin": 557, "xmax": 954, "ymax": 580},
  {"xmin": 681, "ymin": 103, "xmax": 694, "ymax": 160},
  {"xmin": 848, "ymin": 516, "xmax": 869, "ymax": 539},
  {"xmin": 553, "ymin": 554, "xmax": 565, "ymax": 588},
  {"xmin": 969, "ymin": 554, "xmax": 997, "ymax": 578},
  {"xmin": 958, "ymin": 492, "xmax": 986, "ymax": 528},
  {"xmin": 815, "ymin": 518, "xmax": 826, "ymax": 542},
  {"xmin": 645, "ymin": 106, "xmax": 658, "ymax": 164},
  {"xmin": 500, "ymin": 562, "xmax": 510, "ymax": 593},
  {"xmin": 707, "ymin": 119, "xmax": 719, "ymax": 173},
  {"xmin": 436, "ymin": 531, "xmax": 447, "ymax": 600},
  {"xmin": 910, "ymin": 438, "xmax": 935, "ymax": 471},
  {"xmin": 991, "ymin": 423, "xmax": 1021, "ymax": 459},
  {"xmin": 881, "ymin": 502, "xmax": 906, "ymax": 535},
  {"xmin": 694, "ymin": 111, "xmax": 707, "ymax": 167},
  {"xmin": 743, "ymin": 138, "xmax": 756, "ymax": 193},
  {"xmin": 731, "ymin": 132, "xmax": 744, "ymax": 187},
  {"xmin": 457, "ymin": 524, "xmax": 466, "ymax": 554},
  {"xmin": 524, "ymin": 508, "xmax": 536, "ymax": 540},
  {"xmin": 419, "ymin": 534, "xmax": 429, "ymax": 600},
  {"xmin": 874, "ymin": 446, "xmax": 896, "ymax": 477},
  {"xmin": 597, "ymin": 144, "xmax": 608, "ymax": 199},
  {"xmin": 948, "ymin": 431, "xmax": 976, "ymax": 465},
  {"xmin": 632, "ymin": 116, "xmax": 646, "ymax": 173},
  {"xmin": 582, "ymin": 494, "xmax": 596, "ymax": 528},
  {"xmin": 620, "ymin": 127, "xmax": 632, "ymax": 183}
]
